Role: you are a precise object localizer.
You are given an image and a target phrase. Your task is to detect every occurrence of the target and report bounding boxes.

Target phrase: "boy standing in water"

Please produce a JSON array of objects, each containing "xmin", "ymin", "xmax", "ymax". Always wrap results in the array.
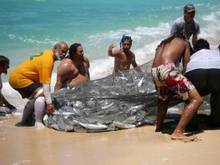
[{"xmin": 151, "ymin": 32, "xmax": 203, "ymax": 140}]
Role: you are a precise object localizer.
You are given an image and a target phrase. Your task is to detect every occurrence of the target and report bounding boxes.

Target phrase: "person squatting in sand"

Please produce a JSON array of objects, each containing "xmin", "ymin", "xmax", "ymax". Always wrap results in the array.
[{"xmin": 8, "ymin": 42, "xmax": 68, "ymax": 128}]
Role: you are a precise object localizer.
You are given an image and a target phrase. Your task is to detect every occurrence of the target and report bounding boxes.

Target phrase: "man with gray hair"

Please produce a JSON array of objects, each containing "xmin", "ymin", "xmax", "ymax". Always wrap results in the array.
[
  {"xmin": 171, "ymin": 4, "xmax": 200, "ymax": 47},
  {"xmin": 9, "ymin": 42, "xmax": 68, "ymax": 128}
]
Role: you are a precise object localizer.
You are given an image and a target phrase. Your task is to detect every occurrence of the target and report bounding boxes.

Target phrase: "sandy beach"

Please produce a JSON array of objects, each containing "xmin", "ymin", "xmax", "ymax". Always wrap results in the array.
[{"xmin": 0, "ymin": 116, "xmax": 219, "ymax": 165}]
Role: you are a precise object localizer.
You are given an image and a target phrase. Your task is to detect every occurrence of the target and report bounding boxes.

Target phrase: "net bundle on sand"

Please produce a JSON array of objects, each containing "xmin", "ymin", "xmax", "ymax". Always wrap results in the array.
[{"xmin": 44, "ymin": 62, "xmax": 209, "ymax": 132}]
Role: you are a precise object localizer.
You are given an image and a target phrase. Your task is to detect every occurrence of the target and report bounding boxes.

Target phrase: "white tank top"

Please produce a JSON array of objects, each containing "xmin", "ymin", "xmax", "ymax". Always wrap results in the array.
[{"xmin": 186, "ymin": 49, "xmax": 220, "ymax": 73}]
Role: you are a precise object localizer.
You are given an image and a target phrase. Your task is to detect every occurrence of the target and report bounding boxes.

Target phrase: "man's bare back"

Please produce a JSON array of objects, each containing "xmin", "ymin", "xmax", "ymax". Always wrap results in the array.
[
  {"xmin": 151, "ymin": 34, "xmax": 203, "ymax": 141},
  {"xmin": 152, "ymin": 37, "xmax": 190, "ymax": 71}
]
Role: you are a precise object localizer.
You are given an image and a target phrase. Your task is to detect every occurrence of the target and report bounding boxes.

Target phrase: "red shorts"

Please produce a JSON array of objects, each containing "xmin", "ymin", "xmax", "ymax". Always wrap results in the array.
[{"xmin": 151, "ymin": 63, "xmax": 194, "ymax": 101}]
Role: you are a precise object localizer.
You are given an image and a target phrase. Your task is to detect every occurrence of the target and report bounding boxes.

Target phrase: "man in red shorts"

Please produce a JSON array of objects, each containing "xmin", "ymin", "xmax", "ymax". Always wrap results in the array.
[{"xmin": 151, "ymin": 32, "xmax": 203, "ymax": 140}]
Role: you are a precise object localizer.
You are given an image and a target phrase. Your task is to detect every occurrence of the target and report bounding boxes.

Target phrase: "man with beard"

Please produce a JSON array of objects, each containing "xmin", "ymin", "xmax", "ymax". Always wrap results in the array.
[
  {"xmin": 54, "ymin": 43, "xmax": 90, "ymax": 91},
  {"xmin": 108, "ymin": 35, "xmax": 139, "ymax": 73},
  {"xmin": 171, "ymin": 4, "xmax": 200, "ymax": 48},
  {"xmin": 9, "ymin": 42, "xmax": 68, "ymax": 128}
]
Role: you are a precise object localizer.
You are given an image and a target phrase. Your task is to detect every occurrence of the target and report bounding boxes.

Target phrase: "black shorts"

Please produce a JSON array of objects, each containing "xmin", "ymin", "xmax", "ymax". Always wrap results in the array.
[
  {"xmin": 185, "ymin": 69, "xmax": 220, "ymax": 96},
  {"xmin": 15, "ymin": 83, "xmax": 42, "ymax": 99},
  {"xmin": 185, "ymin": 69, "xmax": 220, "ymax": 124}
]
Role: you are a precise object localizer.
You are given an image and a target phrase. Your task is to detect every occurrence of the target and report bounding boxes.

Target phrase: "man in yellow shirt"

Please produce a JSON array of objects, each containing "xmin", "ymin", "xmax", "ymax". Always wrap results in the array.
[{"xmin": 9, "ymin": 41, "xmax": 68, "ymax": 128}]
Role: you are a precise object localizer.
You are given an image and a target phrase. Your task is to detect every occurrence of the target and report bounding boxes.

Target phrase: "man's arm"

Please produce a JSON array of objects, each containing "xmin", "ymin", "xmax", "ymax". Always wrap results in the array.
[
  {"xmin": 0, "ymin": 91, "xmax": 15, "ymax": 109},
  {"xmin": 54, "ymin": 74, "xmax": 63, "ymax": 92},
  {"xmin": 54, "ymin": 60, "xmax": 78, "ymax": 91},
  {"xmin": 192, "ymin": 34, "xmax": 198, "ymax": 47},
  {"xmin": 182, "ymin": 42, "xmax": 191, "ymax": 73},
  {"xmin": 170, "ymin": 21, "xmax": 178, "ymax": 35},
  {"xmin": 192, "ymin": 21, "xmax": 200, "ymax": 47},
  {"xmin": 83, "ymin": 56, "xmax": 90, "ymax": 79},
  {"xmin": 131, "ymin": 53, "xmax": 138, "ymax": 68},
  {"xmin": 84, "ymin": 56, "xmax": 90, "ymax": 69},
  {"xmin": 108, "ymin": 44, "xmax": 121, "ymax": 57},
  {"xmin": 69, "ymin": 74, "xmax": 88, "ymax": 88},
  {"xmin": 131, "ymin": 53, "xmax": 142, "ymax": 72},
  {"xmin": 54, "ymin": 64, "xmax": 65, "ymax": 92},
  {"xmin": 42, "ymin": 84, "xmax": 54, "ymax": 114}
]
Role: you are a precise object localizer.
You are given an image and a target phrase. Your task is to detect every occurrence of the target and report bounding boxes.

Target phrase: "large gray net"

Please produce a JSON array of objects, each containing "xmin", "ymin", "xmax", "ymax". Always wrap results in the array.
[{"xmin": 44, "ymin": 62, "xmax": 207, "ymax": 132}]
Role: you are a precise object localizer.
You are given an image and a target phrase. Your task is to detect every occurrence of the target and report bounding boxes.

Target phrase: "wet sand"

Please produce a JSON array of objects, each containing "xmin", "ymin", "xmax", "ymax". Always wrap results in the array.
[{"xmin": 0, "ymin": 116, "xmax": 220, "ymax": 165}]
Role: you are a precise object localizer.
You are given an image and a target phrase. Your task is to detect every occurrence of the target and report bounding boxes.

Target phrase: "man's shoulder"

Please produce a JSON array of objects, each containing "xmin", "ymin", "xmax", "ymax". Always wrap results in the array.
[
  {"xmin": 173, "ymin": 16, "xmax": 184, "ymax": 24},
  {"xmin": 113, "ymin": 48, "xmax": 123, "ymax": 56},
  {"xmin": 60, "ymin": 58, "xmax": 74, "ymax": 67},
  {"xmin": 40, "ymin": 49, "xmax": 53, "ymax": 62},
  {"xmin": 43, "ymin": 49, "xmax": 53, "ymax": 56},
  {"xmin": 83, "ymin": 56, "xmax": 89, "ymax": 62},
  {"xmin": 58, "ymin": 59, "xmax": 76, "ymax": 74},
  {"xmin": 128, "ymin": 50, "xmax": 135, "ymax": 58},
  {"xmin": 191, "ymin": 49, "xmax": 212, "ymax": 58}
]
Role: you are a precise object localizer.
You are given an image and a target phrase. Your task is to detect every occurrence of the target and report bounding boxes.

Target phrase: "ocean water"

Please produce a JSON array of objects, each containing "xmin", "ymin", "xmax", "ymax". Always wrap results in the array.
[{"xmin": 1, "ymin": 0, "xmax": 220, "ymax": 110}]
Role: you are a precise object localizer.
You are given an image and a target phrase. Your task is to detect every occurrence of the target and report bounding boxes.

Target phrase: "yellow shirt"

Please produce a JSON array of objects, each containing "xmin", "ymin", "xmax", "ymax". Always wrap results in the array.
[{"xmin": 9, "ymin": 50, "xmax": 54, "ymax": 89}]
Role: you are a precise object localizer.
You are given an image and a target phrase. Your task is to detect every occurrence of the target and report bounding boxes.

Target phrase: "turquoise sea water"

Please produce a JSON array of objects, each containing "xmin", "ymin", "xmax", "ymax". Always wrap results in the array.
[
  {"xmin": 1, "ymin": 0, "xmax": 220, "ymax": 68},
  {"xmin": 0, "ymin": 0, "xmax": 220, "ymax": 110}
]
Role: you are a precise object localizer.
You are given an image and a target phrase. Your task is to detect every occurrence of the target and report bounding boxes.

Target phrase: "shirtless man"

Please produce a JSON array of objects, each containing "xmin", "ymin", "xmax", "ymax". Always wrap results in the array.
[
  {"xmin": 54, "ymin": 43, "xmax": 90, "ymax": 91},
  {"xmin": 151, "ymin": 32, "xmax": 203, "ymax": 140},
  {"xmin": 108, "ymin": 35, "xmax": 138, "ymax": 73}
]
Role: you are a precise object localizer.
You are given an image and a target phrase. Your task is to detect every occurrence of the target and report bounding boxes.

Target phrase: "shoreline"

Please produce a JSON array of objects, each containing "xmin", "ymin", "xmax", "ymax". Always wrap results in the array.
[{"xmin": 1, "ymin": 116, "xmax": 220, "ymax": 165}]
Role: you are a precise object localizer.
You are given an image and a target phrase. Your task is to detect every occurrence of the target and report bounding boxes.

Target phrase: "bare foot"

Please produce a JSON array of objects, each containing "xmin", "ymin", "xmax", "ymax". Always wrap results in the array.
[
  {"xmin": 171, "ymin": 131, "xmax": 201, "ymax": 142},
  {"xmin": 35, "ymin": 122, "xmax": 45, "ymax": 129}
]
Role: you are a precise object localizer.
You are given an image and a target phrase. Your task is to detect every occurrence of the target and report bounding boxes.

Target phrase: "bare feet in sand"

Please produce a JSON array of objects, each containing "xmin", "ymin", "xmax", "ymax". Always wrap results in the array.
[
  {"xmin": 171, "ymin": 131, "xmax": 201, "ymax": 142},
  {"xmin": 35, "ymin": 122, "xmax": 45, "ymax": 129}
]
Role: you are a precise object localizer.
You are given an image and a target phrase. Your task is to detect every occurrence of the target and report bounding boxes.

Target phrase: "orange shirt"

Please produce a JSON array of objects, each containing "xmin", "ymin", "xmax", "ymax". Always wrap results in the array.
[{"xmin": 9, "ymin": 50, "xmax": 54, "ymax": 89}]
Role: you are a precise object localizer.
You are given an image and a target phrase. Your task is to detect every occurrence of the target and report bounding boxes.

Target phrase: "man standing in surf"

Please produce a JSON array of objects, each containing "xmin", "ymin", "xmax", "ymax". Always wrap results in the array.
[
  {"xmin": 171, "ymin": 4, "xmax": 200, "ymax": 48},
  {"xmin": 151, "ymin": 32, "xmax": 203, "ymax": 141},
  {"xmin": 108, "ymin": 35, "xmax": 139, "ymax": 73}
]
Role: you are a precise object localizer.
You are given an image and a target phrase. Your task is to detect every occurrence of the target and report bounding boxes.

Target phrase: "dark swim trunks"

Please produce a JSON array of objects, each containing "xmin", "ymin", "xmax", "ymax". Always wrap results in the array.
[
  {"xmin": 152, "ymin": 63, "xmax": 194, "ymax": 101},
  {"xmin": 15, "ymin": 83, "xmax": 41, "ymax": 99}
]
